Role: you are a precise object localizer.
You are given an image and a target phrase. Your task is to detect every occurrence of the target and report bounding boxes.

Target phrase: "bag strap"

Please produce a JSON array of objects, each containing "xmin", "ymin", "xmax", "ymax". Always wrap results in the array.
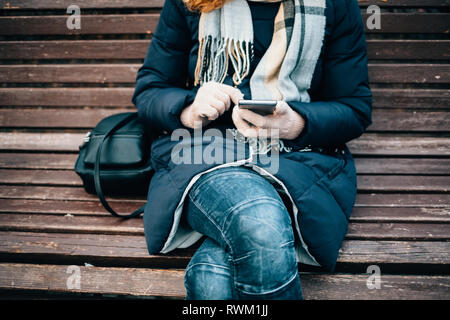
[{"xmin": 94, "ymin": 113, "xmax": 145, "ymax": 219}]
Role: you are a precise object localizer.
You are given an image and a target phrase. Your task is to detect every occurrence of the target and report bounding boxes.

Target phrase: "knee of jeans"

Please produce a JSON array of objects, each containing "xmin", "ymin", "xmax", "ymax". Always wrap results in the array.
[
  {"xmin": 225, "ymin": 200, "xmax": 298, "ymax": 295},
  {"xmin": 225, "ymin": 199, "xmax": 295, "ymax": 253}
]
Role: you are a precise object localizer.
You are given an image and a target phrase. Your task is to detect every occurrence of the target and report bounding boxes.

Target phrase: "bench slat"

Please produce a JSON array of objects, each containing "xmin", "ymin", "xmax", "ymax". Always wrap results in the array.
[
  {"xmin": 369, "ymin": 64, "xmax": 450, "ymax": 84},
  {"xmin": 0, "ymin": 0, "xmax": 164, "ymax": 10},
  {"xmin": 1, "ymin": 185, "xmax": 448, "ymax": 206},
  {"xmin": 0, "ymin": 14, "xmax": 160, "ymax": 36},
  {"xmin": 1, "ymin": 40, "xmax": 448, "ymax": 60},
  {"xmin": 1, "ymin": 169, "xmax": 449, "ymax": 192},
  {"xmin": 0, "ymin": 263, "xmax": 185, "ymax": 298},
  {"xmin": 0, "ymin": 185, "xmax": 146, "ymax": 201},
  {"xmin": 370, "ymin": 88, "xmax": 450, "ymax": 109},
  {"xmin": 0, "ymin": 232, "xmax": 448, "ymax": 266},
  {"xmin": 1, "ymin": 13, "xmax": 448, "ymax": 35},
  {"xmin": 0, "ymin": 64, "xmax": 139, "ymax": 83},
  {"xmin": 0, "ymin": 88, "xmax": 448, "ymax": 108},
  {"xmin": 0, "ymin": 153, "xmax": 78, "ymax": 170},
  {"xmin": 0, "ymin": 213, "xmax": 447, "ymax": 240},
  {"xmin": 0, "ymin": 40, "xmax": 149, "ymax": 60},
  {"xmin": 361, "ymin": 13, "xmax": 450, "ymax": 34},
  {"xmin": 1, "ymin": 64, "xmax": 449, "ymax": 84},
  {"xmin": 0, "ymin": 88, "xmax": 135, "ymax": 107},
  {"xmin": 1, "ymin": 153, "xmax": 449, "ymax": 175},
  {"xmin": 1, "ymin": 108, "xmax": 449, "ymax": 132},
  {"xmin": 368, "ymin": 40, "xmax": 450, "ymax": 60},
  {"xmin": 357, "ymin": 0, "xmax": 450, "ymax": 6},
  {"xmin": 1, "ymin": 199, "xmax": 448, "ymax": 223},
  {"xmin": 0, "ymin": 263, "xmax": 448, "ymax": 299},
  {"xmin": 2, "ymin": 132, "xmax": 449, "ymax": 156}
]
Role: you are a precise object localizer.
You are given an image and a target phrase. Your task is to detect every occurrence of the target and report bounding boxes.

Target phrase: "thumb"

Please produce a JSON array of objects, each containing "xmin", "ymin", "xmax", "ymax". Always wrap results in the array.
[{"xmin": 274, "ymin": 101, "xmax": 290, "ymax": 115}]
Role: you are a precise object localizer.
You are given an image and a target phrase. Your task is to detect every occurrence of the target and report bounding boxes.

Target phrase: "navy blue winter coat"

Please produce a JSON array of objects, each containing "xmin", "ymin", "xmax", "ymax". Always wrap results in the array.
[{"xmin": 132, "ymin": 0, "xmax": 372, "ymax": 271}]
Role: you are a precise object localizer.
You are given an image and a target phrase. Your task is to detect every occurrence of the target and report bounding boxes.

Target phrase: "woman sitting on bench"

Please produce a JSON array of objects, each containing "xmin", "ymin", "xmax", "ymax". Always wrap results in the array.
[{"xmin": 132, "ymin": 0, "xmax": 372, "ymax": 300}]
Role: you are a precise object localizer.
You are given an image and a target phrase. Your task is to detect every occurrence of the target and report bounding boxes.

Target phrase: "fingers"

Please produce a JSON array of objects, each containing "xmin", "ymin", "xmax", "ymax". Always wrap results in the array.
[
  {"xmin": 196, "ymin": 104, "xmax": 220, "ymax": 121},
  {"xmin": 237, "ymin": 108, "xmax": 269, "ymax": 128},
  {"xmin": 189, "ymin": 82, "xmax": 244, "ymax": 127},
  {"xmin": 215, "ymin": 82, "xmax": 244, "ymax": 105},
  {"xmin": 213, "ymin": 89, "xmax": 232, "ymax": 111},
  {"xmin": 201, "ymin": 81, "xmax": 242, "ymax": 115},
  {"xmin": 232, "ymin": 106, "xmax": 259, "ymax": 138}
]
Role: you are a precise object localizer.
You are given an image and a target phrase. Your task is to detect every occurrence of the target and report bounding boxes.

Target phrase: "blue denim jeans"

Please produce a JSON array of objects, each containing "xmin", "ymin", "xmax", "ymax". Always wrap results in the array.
[{"xmin": 183, "ymin": 166, "xmax": 302, "ymax": 300}]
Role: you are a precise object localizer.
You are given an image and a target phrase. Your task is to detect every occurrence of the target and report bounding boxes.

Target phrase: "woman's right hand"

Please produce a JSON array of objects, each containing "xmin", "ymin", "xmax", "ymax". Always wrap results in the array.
[{"xmin": 181, "ymin": 82, "xmax": 243, "ymax": 129}]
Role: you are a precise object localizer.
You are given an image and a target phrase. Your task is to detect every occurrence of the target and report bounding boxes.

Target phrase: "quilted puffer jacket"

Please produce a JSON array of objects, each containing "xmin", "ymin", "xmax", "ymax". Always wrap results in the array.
[{"xmin": 132, "ymin": 0, "xmax": 372, "ymax": 271}]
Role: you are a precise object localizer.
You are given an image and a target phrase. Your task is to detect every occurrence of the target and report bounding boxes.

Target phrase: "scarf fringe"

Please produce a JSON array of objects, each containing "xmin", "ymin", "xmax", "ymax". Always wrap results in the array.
[{"xmin": 195, "ymin": 36, "xmax": 253, "ymax": 87}]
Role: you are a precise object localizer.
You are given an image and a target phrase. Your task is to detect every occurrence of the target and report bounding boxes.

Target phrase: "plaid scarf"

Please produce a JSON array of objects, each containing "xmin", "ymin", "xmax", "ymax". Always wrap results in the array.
[{"xmin": 194, "ymin": 0, "xmax": 326, "ymax": 103}]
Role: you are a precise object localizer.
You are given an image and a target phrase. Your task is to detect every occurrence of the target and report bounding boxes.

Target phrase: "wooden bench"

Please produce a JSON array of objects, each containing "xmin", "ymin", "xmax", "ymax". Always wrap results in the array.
[{"xmin": 0, "ymin": 0, "xmax": 449, "ymax": 299}]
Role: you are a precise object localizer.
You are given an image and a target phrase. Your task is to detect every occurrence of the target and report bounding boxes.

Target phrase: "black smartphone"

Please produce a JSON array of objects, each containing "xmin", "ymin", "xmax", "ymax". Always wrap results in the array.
[{"xmin": 238, "ymin": 100, "xmax": 277, "ymax": 116}]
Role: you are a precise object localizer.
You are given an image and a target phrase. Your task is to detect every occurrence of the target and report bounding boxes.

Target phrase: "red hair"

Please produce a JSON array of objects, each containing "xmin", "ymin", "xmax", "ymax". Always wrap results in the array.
[{"xmin": 182, "ymin": 0, "xmax": 226, "ymax": 13}]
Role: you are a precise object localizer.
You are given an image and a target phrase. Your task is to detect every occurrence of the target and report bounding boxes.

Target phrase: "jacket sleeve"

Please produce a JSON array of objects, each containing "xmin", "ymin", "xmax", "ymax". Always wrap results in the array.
[
  {"xmin": 285, "ymin": 0, "xmax": 372, "ymax": 149},
  {"xmin": 132, "ymin": 0, "xmax": 196, "ymax": 132}
]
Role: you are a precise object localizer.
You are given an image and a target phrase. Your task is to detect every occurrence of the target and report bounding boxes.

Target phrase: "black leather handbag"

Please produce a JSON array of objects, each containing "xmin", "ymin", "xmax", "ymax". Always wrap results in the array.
[{"xmin": 74, "ymin": 112, "xmax": 154, "ymax": 218}]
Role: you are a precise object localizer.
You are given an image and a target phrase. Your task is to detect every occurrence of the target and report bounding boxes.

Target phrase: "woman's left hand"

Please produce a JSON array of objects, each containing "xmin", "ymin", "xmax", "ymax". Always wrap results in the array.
[{"xmin": 232, "ymin": 101, "xmax": 305, "ymax": 140}]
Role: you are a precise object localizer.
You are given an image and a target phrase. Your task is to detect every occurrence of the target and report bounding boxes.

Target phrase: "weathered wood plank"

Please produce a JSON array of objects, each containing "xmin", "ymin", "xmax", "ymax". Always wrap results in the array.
[
  {"xmin": 1, "ymin": 40, "xmax": 448, "ymax": 60},
  {"xmin": 362, "ymin": 13, "xmax": 450, "ymax": 34},
  {"xmin": 1, "ymin": 108, "xmax": 449, "ymax": 132},
  {"xmin": 0, "ymin": 199, "xmax": 448, "ymax": 222},
  {"xmin": 351, "ymin": 207, "xmax": 450, "ymax": 223},
  {"xmin": 1, "ymin": 169, "xmax": 449, "ymax": 192},
  {"xmin": 1, "ymin": 87, "xmax": 448, "ymax": 109},
  {"xmin": 0, "ymin": 185, "xmax": 146, "ymax": 202},
  {"xmin": 0, "ymin": 64, "xmax": 139, "ymax": 83},
  {"xmin": 0, "ymin": 88, "xmax": 134, "ymax": 107},
  {"xmin": 1, "ymin": 13, "xmax": 448, "ymax": 35},
  {"xmin": 0, "ymin": 263, "xmax": 185, "ymax": 298},
  {"xmin": 0, "ymin": 0, "xmax": 165, "ymax": 9},
  {"xmin": 369, "ymin": 64, "xmax": 450, "ymax": 84},
  {"xmin": 0, "ymin": 132, "xmax": 85, "ymax": 152},
  {"xmin": 354, "ymin": 158, "xmax": 450, "ymax": 175},
  {"xmin": 3, "ymin": 64, "xmax": 448, "ymax": 84},
  {"xmin": 0, "ymin": 213, "xmax": 145, "ymax": 236},
  {"xmin": 0, "ymin": 40, "xmax": 150, "ymax": 60},
  {"xmin": 371, "ymin": 88, "xmax": 450, "ymax": 109},
  {"xmin": 355, "ymin": 193, "xmax": 450, "ymax": 208},
  {"xmin": 0, "ymin": 153, "xmax": 78, "ymax": 170},
  {"xmin": 0, "ymin": 15, "xmax": 160, "ymax": 35},
  {"xmin": 0, "ymin": 153, "xmax": 448, "ymax": 175},
  {"xmin": 1, "ymin": 132, "xmax": 449, "ymax": 156},
  {"xmin": 0, "ymin": 263, "xmax": 448, "ymax": 299},
  {"xmin": 0, "ymin": 199, "xmax": 142, "ymax": 216},
  {"xmin": 367, "ymin": 40, "xmax": 450, "ymax": 60},
  {"xmin": 347, "ymin": 134, "xmax": 450, "ymax": 156},
  {"xmin": 347, "ymin": 222, "xmax": 450, "ymax": 240},
  {"xmin": 0, "ymin": 213, "xmax": 448, "ymax": 240},
  {"xmin": 0, "ymin": 232, "xmax": 448, "ymax": 266},
  {"xmin": 0, "ymin": 185, "xmax": 146, "ymax": 200},
  {"xmin": 357, "ymin": 0, "xmax": 450, "ymax": 6},
  {"xmin": 0, "ymin": 169, "xmax": 81, "ymax": 186},
  {"xmin": 301, "ymin": 273, "xmax": 450, "ymax": 300},
  {"xmin": 0, "ymin": 108, "xmax": 129, "ymax": 128},
  {"xmin": 357, "ymin": 175, "xmax": 450, "ymax": 192}
]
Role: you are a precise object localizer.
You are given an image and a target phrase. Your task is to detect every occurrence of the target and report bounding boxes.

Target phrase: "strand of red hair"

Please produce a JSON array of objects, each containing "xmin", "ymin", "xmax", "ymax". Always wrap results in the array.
[{"xmin": 182, "ymin": 0, "xmax": 227, "ymax": 13}]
